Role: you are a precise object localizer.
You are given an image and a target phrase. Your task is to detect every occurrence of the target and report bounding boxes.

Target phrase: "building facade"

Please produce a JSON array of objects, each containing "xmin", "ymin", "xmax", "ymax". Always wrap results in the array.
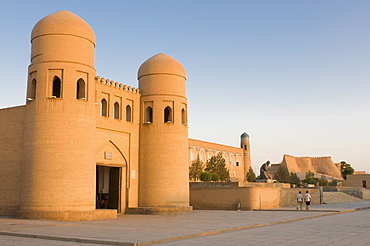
[{"xmin": 0, "ymin": 11, "xmax": 250, "ymax": 220}]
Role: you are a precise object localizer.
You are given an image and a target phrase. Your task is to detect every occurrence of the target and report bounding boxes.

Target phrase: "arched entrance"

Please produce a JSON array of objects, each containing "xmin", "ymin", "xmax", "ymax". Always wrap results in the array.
[{"xmin": 96, "ymin": 141, "xmax": 128, "ymax": 213}]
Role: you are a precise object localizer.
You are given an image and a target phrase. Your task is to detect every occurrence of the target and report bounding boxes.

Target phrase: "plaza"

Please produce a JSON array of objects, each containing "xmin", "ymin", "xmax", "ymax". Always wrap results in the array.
[{"xmin": 0, "ymin": 200, "xmax": 369, "ymax": 245}]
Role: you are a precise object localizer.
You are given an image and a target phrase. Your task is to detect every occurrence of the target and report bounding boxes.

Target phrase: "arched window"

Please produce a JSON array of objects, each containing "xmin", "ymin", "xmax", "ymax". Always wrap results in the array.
[
  {"xmin": 114, "ymin": 102, "xmax": 120, "ymax": 119},
  {"xmin": 190, "ymin": 148, "xmax": 197, "ymax": 161},
  {"xmin": 181, "ymin": 108, "xmax": 186, "ymax": 124},
  {"xmin": 76, "ymin": 78, "xmax": 86, "ymax": 100},
  {"xmin": 28, "ymin": 78, "xmax": 36, "ymax": 100},
  {"xmin": 199, "ymin": 149, "xmax": 206, "ymax": 163},
  {"xmin": 164, "ymin": 106, "xmax": 172, "ymax": 123},
  {"xmin": 52, "ymin": 76, "xmax": 61, "ymax": 98},
  {"xmin": 229, "ymin": 154, "xmax": 235, "ymax": 166},
  {"xmin": 101, "ymin": 99, "xmax": 107, "ymax": 117},
  {"xmin": 126, "ymin": 105, "xmax": 132, "ymax": 122},
  {"xmin": 145, "ymin": 106, "xmax": 153, "ymax": 123}
]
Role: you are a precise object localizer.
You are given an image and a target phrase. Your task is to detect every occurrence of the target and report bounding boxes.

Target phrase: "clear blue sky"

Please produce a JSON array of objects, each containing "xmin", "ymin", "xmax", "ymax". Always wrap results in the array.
[{"xmin": 1, "ymin": 0, "xmax": 369, "ymax": 173}]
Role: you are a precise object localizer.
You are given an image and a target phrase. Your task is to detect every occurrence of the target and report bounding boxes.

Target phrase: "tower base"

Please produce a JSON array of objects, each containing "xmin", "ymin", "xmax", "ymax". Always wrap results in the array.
[
  {"xmin": 15, "ymin": 209, "xmax": 117, "ymax": 221},
  {"xmin": 126, "ymin": 206, "xmax": 193, "ymax": 215}
]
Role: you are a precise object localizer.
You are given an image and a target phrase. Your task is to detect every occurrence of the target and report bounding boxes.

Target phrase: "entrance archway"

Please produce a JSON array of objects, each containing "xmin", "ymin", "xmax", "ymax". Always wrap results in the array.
[{"xmin": 96, "ymin": 140, "xmax": 128, "ymax": 213}]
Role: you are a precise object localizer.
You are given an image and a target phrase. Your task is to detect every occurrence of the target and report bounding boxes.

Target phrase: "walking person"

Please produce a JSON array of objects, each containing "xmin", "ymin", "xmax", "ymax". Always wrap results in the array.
[
  {"xmin": 304, "ymin": 190, "xmax": 312, "ymax": 210},
  {"xmin": 296, "ymin": 191, "xmax": 303, "ymax": 210}
]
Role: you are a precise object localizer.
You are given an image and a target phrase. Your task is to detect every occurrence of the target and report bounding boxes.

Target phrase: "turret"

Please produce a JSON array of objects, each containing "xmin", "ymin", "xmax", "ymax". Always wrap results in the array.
[
  {"xmin": 241, "ymin": 132, "xmax": 251, "ymax": 179},
  {"xmin": 17, "ymin": 11, "xmax": 114, "ymax": 220},
  {"xmin": 137, "ymin": 53, "xmax": 191, "ymax": 212}
]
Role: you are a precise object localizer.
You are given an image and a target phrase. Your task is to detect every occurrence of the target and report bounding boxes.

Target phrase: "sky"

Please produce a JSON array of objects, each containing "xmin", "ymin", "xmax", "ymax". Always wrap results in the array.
[{"xmin": 0, "ymin": 0, "xmax": 369, "ymax": 173}]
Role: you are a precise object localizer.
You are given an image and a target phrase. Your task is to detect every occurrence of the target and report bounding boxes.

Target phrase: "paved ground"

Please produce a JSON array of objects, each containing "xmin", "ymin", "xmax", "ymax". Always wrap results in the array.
[{"xmin": 0, "ymin": 201, "xmax": 369, "ymax": 246}]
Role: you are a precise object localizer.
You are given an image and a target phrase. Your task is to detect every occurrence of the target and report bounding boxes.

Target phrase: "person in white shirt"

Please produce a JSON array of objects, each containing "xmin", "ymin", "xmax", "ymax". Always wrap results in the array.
[
  {"xmin": 304, "ymin": 190, "xmax": 312, "ymax": 210},
  {"xmin": 296, "ymin": 191, "xmax": 303, "ymax": 210}
]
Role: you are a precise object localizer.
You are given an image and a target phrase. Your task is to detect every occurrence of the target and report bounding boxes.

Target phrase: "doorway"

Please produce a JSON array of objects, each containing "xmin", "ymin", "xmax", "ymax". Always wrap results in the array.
[
  {"xmin": 96, "ymin": 166, "xmax": 121, "ymax": 212},
  {"xmin": 363, "ymin": 180, "xmax": 367, "ymax": 188}
]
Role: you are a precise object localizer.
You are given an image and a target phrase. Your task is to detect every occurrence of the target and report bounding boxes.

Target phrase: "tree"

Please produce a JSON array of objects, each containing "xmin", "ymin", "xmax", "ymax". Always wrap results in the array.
[
  {"xmin": 189, "ymin": 156, "xmax": 204, "ymax": 181},
  {"xmin": 274, "ymin": 165, "xmax": 290, "ymax": 183},
  {"xmin": 302, "ymin": 171, "xmax": 319, "ymax": 185},
  {"xmin": 330, "ymin": 179, "xmax": 338, "ymax": 186},
  {"xmin": 200, "ymin": 172, "xmax": 212, "ymax": 182},
  {"xmin": 340, "ymin": 161, "xmax": 354, "ymax": 180},
  {"xmin": 318, "ymin": 175, "xmax": 328, "ymax": 186},
  {"xmin": 246, "ymin": 166, "xmax": 256, "ymax": 182},
  {"xmin": 289, "ymin": 172, "xmax": 300, "ymax": 186},
  {"xmin": 205, "ymin": 152, "xmax": 230, "ymax": 181}
]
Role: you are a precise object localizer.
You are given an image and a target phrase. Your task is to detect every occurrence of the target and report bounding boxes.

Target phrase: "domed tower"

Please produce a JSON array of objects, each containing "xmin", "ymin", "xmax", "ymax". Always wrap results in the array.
[
  {"xmin": 241, "ymin": 132, "xmax": 251, "ymax": 178},
  {"xmin": 17, "ymin": 11, "xmax": 114, "ymax": 220},
  {"xmin": 137, "ymin": 53, "xmax": 191, "ymax": 213}
]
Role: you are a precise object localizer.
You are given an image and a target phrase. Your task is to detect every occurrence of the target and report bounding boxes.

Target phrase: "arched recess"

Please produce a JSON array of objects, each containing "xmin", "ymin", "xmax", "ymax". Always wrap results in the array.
[
  {"xmin": 190, "ymin": 147, "xmax": 197, "ymax": 162},
  {"xmin": 52, "ymin": 76, "xmax": 62, "ymax": 98},
  {"xmin": 181, "ymin": 108, "xmax": 187, "ymax": 124},
  {"xmin": 199, "ymin": 149, "xmax": 206, "ymax": 163},
  {"xmin": 126, "ymin": 105, "xmax": 132, "ymax": 122},
  {"xmin": 229, "ymin": 154, "xmax": 235, "ymax": 166},
  {"xmin": 145, "ymin": 106, "xmax": 153, "ymax": 123},
  {"xmin": 114, "ymin": 102, "xmax": 120, "ymax": 119},
  {"xmin": 96, "ymin": 140, "xmax": 128, "ymax": 213},
  {"xmin": 101, "ymin": 99, "xmax": 108, "ymax": 117},
  {"xmin": 164, "ymin": 106, "xmax": 172, "ymax": 123},
  {"xmin": 76, "ymin": 78, "xmax": 86, "ymax": 100},
  {"xmin": 28, "ymin": 78, "xmax": 37, "ymax": 100}
]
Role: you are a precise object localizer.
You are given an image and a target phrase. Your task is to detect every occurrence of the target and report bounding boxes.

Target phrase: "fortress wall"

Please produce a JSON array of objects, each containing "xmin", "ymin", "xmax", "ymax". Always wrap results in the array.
[
  {"xmin": 189, "ymin": 138, "xmax": 245, "ymax": 181},
  {"xmin": 0, "ymin": 106, "xmax": 25, "ymax": 215},
  {"xmin": 283, "ymin": 154, "xmax": 342, "ymax": 179}
]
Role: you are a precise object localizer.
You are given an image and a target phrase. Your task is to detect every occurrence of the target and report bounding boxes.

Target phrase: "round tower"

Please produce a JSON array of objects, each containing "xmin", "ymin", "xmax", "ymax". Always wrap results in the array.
[
  {"xmin": 17, "ymin": 11, "xmax": 112, "ymax": 220},
  {"xmin": 241, "ymin": 132, "xmax": 251, "ymax": 179},
  {"xmin": 137, "ymin": 53, "xmax": 191, "ymax": 212}
]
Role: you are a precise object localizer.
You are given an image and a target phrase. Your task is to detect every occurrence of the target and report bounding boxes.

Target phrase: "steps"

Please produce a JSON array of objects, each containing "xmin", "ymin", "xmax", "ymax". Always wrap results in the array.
[{"xmin": 323, "ymin": 192, "xmax": 363, "ymax": 204}]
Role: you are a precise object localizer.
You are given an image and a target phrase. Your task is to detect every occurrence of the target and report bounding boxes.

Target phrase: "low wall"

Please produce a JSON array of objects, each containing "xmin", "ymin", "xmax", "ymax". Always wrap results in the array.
[
  {"xmin": 190, "ymin": 186, "xmax": 321, "ymax": 210},
  {"xmin": 323, "ymin": 186, "xmax": 369, "ymax": 199}
]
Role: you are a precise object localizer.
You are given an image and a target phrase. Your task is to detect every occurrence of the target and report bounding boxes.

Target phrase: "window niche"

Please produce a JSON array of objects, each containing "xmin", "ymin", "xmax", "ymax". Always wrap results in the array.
[
  {"xmin": 52, "ymin": 76, "xmax": 62, "ymax": 98},
  {"xmin": 76, "ymin": 78, "xmax": 86, "ymax": 100},
  {"xmin": 126, "ymin": 105, "xmax": 132, "ymax": 122},
  {"xmin": 114, "ymin": 102, "xmax": 120, "ymax": 119},
  {"xmin": 101, "ymin": 99, "xmax": 108, "ymax": 117},
  {"xmin": 27, "ymin": 78, "xmax": 37, "ymax": 101},
  {"xmin": 145, "ymin": 106, "xmax": 153, "ymax": 123},
  {"xmin": 164, "ymin": 106, "xmax": 172, "ymax": 123}
]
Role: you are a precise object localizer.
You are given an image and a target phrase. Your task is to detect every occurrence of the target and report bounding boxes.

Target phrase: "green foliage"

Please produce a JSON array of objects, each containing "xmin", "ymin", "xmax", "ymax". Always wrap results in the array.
[
  {"xmin": 205, "ymin": 153, "xmax": 230, "ymax": 181},
  {"xmin": 329, "ymin": 179, "xmax": 338, "ymax": 186},
  {"xmin": 318, "ymin": 175, "xmax": 328, "ymax": 186},
  {"xmin": 200, "ymin": 172, "xmax": 212, "ymax": 182},
  {"xmin": 246, "ymin": 166, "xmax": 256, "ymax": 182},
  {"xmin": 211, "ymin": 173, "xmax": 220, "ymax": 181},
  {"xmin": 289, "ymin": 172, "xmax": 300, "ymax": 186},
  {"xmin": 340, "ymin": 161, "xmax": 354, "ymax": 180},
  {"xmin": 274, "ymin": 165, "xmax": 290, "ymax": 183},
  {"xmin": 189, "ymin": 156, "xmax": 204, "ymax": 181},
  {"xmin": 302, "ymin": 171, "xmax": 319, "ymax": 186}
]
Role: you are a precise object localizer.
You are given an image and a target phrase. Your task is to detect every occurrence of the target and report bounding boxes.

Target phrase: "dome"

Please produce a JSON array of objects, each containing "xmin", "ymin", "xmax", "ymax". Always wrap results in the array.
[
  {"xmin": 241, "ymin": 132, "xmax": 249, "ymax": 139},
  {"xmin": 31, "ymin": 10, "xmax": 95, "ymax": 46},
  {"xmin": 138, "ymin": 53, "xmax": 186, "ymax": 80}
]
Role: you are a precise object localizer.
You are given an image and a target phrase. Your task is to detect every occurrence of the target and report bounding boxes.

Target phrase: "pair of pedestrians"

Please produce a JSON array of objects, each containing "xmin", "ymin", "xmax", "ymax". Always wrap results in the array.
[{"xmin": 296, "ymin": 191, "xmax": 311, "ymax": 210}]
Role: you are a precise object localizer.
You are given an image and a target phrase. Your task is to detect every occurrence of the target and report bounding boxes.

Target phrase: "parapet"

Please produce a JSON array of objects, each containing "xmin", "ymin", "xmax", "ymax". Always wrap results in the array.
[{"xmin": 95, "ymin": 76, "xmax": 141, "ymax": 94}]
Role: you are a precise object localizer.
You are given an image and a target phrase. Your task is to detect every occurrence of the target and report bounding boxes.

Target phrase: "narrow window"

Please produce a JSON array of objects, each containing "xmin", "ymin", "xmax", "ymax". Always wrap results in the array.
[
  {"xmin": 114, "ymin": 102, "xmax": 120, "ymax": 119},
  {"xmin": 52, "ymin": 76, "xmax": 61, "ymax": 98},
  {"xmin": 181, "ymin": 108, "xmax": 186, "ymax": 124},
  {"xmin": 76, "ymin": 78, "xmax": 86, "ymax": 100},
  {"xmin": 28, "ymin": 79, "xmax": 36, "ymax": 100},
  {"xmin": 126, "ymin": 105, "xmax": 132, "ymax": 122},
  {"xmin": 145, "ymin": 106, "xmax": 153, "ymax": 123},
  {"xmin": 236, "ymin": 162, "xmax": 240, "ymax": 167},
  {"xmin": 244, "ymin": 145, "xmax": 247, "ymax": 150},
  {"xmin": 101, "ymin": 99, "xmax": 108, "ymax": 117},
  {"xmin": 164, "ymin": 106, "xmax": 172, "ymax": 123}
]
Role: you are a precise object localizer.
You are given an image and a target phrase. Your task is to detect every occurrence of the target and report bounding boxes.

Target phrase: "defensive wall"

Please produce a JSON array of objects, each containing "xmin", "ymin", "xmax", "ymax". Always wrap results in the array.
[
  {"xmin": 323, "ymin": 186, "xmax": 370, "ymax": 200},
  {"xmin": 190, "ymin": 182, "xmax": 321, "ymax": 210}
]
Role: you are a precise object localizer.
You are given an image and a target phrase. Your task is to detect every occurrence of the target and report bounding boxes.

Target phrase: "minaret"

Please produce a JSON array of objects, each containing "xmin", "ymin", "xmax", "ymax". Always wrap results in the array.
[
  {"xmin": 137, "ymin": 53, "xmax": 192, "ymax": 213},
  {"xmin": 18, "ymin": 11, "xmax": 115, "ymax": 220},
  {"xmin": 241, "ymin": 132, "xmax": 251, "ymax": 179}
]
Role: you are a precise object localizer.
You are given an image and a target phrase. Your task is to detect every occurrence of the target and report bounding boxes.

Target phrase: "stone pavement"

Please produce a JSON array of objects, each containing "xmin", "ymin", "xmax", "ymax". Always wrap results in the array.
[{"xmin": 0, "ymin": 201, "xmax": 369, "ymax": 246}]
